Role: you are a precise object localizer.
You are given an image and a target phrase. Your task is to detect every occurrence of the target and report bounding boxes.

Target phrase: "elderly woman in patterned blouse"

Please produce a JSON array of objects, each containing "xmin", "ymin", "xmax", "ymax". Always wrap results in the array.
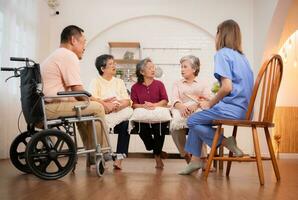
[{"xmin": 171, "ymin": 55, "xmax": 211, "ymax": 164}]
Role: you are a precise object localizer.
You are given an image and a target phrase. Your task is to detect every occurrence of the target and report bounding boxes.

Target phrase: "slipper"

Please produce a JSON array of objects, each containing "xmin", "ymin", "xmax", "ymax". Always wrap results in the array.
[
  {"xmin": 179, "ymin": 162, "xmax": 203, "ymax": 175},
  {"xmin": 224, "ymin": 136, "xmax": 244, "ymax": 157},
  {"xmin": 86, "ymin": 153, "xmax": 96, "ymax": 167}
]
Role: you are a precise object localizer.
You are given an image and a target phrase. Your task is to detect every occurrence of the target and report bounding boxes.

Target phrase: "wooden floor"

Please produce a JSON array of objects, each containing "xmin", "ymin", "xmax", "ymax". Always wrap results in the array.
[{"xmin": 1, "ymin": 157, "xmax": 298, "ymax": 200}]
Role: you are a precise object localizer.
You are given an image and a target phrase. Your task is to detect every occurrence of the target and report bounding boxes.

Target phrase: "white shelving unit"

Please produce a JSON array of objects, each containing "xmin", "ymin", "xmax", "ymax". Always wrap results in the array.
[{"xmin": 108, "ymin": 42, "xmax": 141, "ymax": 90}]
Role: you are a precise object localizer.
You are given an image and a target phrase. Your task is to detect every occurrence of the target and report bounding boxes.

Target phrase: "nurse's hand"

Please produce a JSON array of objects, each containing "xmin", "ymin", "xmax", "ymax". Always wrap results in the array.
[
  {"xmin": 178, "ymin": 105, "xmax": 191, "ymax": 117},
  {"xmin": 198, "ymin": 100, "xmax": 211, "ymax": 110},
  {"xmin": 197, "ymin": 96, "xmax": 208, "ymax": 101},
  {"xmin": 187, "ymin": 104, "xmax": 198, "ymax": 114}
]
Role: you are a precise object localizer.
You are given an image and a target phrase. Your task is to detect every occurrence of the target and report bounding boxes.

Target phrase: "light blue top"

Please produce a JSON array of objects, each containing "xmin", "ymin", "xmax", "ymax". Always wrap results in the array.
[{"xmin": 212, "ymin": 47, "xmax": 254, "ymax": 119}]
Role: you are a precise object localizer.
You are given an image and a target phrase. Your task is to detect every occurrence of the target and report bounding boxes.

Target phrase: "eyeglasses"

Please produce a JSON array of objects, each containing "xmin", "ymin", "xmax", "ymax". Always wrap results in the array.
[{"xmin": 144, "ymin": 65, "xmax": 156, "ymax": 70}]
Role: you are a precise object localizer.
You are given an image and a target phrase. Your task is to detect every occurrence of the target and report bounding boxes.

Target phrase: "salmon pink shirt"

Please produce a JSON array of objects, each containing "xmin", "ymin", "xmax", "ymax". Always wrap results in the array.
[{"xmin": 41, "ymin": 48, "xmax": 82, "ymax": 101}]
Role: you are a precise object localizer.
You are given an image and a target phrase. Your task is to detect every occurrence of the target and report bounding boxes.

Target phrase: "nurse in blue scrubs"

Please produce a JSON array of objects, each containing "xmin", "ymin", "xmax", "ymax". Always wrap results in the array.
[{"xmin": 180, "ymin": 19, "xmax": 254, "ymax": 175}]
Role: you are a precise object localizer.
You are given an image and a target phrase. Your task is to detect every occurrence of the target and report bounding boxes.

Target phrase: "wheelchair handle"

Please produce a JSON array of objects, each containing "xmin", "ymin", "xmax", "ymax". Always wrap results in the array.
[
  {"xmin": 57, "ymin": 91, "xmax": 92, "ymax": 97},
  {"xmin": 10, "ymin": 57, "xmax": 28, "ymax": 62},
  {"xmin": 1, "ymin": 67, "xmax": 16, "ymax": 71},
  {"xmin": 10, "ymin": 57, "xmax": 36, "ymax": 64}
]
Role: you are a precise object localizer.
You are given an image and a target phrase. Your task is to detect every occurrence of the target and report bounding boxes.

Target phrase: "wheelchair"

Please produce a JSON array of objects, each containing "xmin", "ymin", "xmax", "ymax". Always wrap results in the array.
[{"xmin": 1, "ymin": 57, "xmax": 117, "ymax": 180}]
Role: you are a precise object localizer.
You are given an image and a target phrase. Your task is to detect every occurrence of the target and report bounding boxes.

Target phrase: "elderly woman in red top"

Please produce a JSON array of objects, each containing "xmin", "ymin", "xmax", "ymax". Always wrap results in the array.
[{"xmin": 130, "ymin": 58, "xmax": 169, "ymax": 168}]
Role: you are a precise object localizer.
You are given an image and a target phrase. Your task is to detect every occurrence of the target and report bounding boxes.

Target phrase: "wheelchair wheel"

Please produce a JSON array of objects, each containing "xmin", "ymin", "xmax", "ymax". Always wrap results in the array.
[
  {"xmin": 96, "ymin": 157, "xmax": 105, "ymax": 177},
  {"xmin": 26, "ymin": 129, "xmax": 76, "ymax": 180},
  {"xmin": 9, "ymin": 131, "xmax": 34, "ymax": 174}
]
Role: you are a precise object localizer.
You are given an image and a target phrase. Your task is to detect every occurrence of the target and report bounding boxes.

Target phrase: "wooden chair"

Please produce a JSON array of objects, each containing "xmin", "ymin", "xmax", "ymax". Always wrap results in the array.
[{"xmin": 204, "ymin": 54, "xmax": 283, "ymax": 185}]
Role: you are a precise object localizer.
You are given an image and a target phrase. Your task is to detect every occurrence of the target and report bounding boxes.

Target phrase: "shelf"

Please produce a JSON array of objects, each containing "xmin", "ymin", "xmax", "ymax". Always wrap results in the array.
[
  {"xmin": 109, "ymin": 42, "xmax": 141, "ymax": 82},
  {"xmin": 115, "ymin": 59, "xmax": 140, "ymax": 64},
  {"xmin": 108, "ymin": 42, "xmax": 140, "ymax": 48}
]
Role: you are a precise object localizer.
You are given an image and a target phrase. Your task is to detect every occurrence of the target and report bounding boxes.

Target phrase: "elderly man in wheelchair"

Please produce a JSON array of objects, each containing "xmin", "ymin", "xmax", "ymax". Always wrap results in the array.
[{"xmin": 2, "ymin": 25, "xmax": 117, "ymax": 180}]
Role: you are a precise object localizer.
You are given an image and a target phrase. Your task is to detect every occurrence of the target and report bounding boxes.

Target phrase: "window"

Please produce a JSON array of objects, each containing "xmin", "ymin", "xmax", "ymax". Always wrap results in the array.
[{"xmin": 0, "ymin": 11, "xmax": 3, "ymax": 66}]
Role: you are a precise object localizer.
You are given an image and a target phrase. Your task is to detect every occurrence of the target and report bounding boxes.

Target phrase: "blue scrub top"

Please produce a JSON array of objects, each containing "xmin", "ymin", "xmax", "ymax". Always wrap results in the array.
[{"xmin": 213, "ymin": 47, "xmax": 254, "ymax": 119}]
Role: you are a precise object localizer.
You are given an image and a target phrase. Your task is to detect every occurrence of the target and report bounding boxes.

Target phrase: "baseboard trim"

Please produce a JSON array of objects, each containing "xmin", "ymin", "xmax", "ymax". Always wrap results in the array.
[{"xmin": 127, "ymin": 152, "xmax": 298, "ymax": 159}]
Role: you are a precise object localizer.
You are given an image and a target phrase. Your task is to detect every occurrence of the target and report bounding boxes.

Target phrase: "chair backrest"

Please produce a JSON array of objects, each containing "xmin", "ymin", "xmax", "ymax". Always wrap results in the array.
[{"xmin": 245, "ymin": 54, "xmax": 283, "ymax": 122}]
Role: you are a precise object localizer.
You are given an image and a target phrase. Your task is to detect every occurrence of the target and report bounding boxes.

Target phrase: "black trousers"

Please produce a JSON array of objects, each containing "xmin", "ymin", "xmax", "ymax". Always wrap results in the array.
[
  {"xmin": 113, "ymin": 121, "xmax": 130, "ymax": 155},
  {"xmin": 136, "ymin": 122, "xmax": 169, "ymax": 155}
]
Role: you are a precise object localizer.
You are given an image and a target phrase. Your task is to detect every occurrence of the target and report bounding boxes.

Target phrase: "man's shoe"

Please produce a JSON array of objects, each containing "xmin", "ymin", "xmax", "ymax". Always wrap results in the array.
[{"xmin": 86, "ymin": 153, "xmax": 96, "ymax": 167}]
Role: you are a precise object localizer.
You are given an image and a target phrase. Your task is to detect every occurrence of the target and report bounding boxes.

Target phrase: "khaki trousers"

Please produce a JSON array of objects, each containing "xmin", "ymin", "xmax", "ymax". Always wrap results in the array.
[
  {"xmin": 171, "ymin": 129, "xmax": 207, "ymax": 157},
  {"xmin": 45, "ymin": 101, "xmax": 108, "ymax": 150}
]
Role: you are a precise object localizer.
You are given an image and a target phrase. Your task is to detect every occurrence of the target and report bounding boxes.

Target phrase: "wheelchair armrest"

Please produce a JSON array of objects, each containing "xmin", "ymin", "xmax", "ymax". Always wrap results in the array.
[
  {"xmin": 57, "ymin": 90, "xmax": 92, "ymax": 97},
  {"xmin": 43, "ymin": 91, "xmax": 92, "ymax": 120}
]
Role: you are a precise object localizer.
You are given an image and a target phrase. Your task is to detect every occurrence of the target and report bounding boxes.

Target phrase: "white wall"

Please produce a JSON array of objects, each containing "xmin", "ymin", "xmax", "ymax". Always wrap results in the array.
[
  {"xmin": 0, "ymin": 0, "xmax": 50, "ymax": 159},
  {"xmin": 0, "ymin": 0, "xmax": 284, "ymax": 158},
  {"xmin": 253, "ymin": 0, "xmax": 279, "ymax": 69},
  {"xmin": 253, "ymin": 0, "xmax": 293, "ymax": 155},
  {"xmin": 46, "ymin": 0, "xmax": 254, "ymax": 65},
  {"xmin": 276, "ymin": 0, "xmax": 298, "ymax": 107}
]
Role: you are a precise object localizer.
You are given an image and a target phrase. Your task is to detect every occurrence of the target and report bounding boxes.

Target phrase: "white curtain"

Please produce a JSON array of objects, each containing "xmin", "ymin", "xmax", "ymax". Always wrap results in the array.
[{"xmin": 0, "ymin": 0, "xmax": 41, "ymax": 158}]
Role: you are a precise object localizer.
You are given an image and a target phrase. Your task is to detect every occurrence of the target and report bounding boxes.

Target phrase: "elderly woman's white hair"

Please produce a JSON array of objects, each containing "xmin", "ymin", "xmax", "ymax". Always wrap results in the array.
[{"xmin": 180, "ymin": 55, "xmax": 200, "ymax": 76}]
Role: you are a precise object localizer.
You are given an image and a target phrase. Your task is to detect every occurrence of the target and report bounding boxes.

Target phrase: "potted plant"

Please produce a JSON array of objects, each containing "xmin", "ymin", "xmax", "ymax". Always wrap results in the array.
[
  {"xmin": 116, "ymin": 69, "xmax": 123, "ymax": 79},
  {"xmin": 211, "ymin": 81, "xmax": 220, "ymax": 94}
]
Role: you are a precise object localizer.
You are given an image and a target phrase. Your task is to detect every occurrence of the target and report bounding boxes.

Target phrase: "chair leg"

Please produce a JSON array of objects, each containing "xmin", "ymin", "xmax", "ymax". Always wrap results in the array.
[
  {"xmin": 212, "ymin": 145, "xmax": 224, "ymax": 170},
  {"xmin": 213, "ymin": 150, "xmax": 218, "ymax": 169},
  {"xmin": 204, "ymin": 125, "xmax": 222, "ymax": 179},
  {"xmin": 219, "ymin": 145, "xmax": 224, "ymax": 170},
  {"xmin": 217, "ymin": 128, "xmax": 224, "ymax": 170},
  {"xmin": 252, "ymin": 126, "xmax": 265, "ymax": 185},
  {"xmin": 226, "ymin": 126, "xmax": 237, "ymax": 176},
  {"xmin": 264, "ymin": 127, "xmax": 281, "ymax": 181}
]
